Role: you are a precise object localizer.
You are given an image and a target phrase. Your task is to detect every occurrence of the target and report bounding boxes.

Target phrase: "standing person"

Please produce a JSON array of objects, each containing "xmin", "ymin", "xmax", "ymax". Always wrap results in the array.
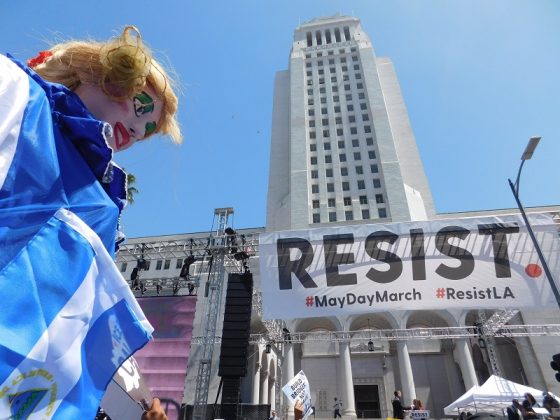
[
  {"xmin": 522, "ymin": 400, "xmax": 539, "ymax": 420},
  {"xmin": 0, "ymin": 25, "xmax": 180, "ymax": 419},
  {"xmin": 269, "ymin": 409, "xmax": 279, "ymax": 420},
  {"xmin": 412, "ymin": 399, "xmax": 425, "ymax": 411},
  {"xmin": 392, "ymin": 390, "xmax": 412, "ymax": 420},
  {"xmin": 333, "ymin": 397, "xmax": 343, "ymax": 418},
  {"xmin": 524, "ymin": 393, "xmax": 539, "ymax": 409},
  {"xmin": 507, "ymin": 399, "xmax": 522, "ymax": 420}
]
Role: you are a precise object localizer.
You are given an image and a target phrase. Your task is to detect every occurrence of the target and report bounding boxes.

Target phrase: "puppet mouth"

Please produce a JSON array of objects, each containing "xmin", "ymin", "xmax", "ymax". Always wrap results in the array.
[{"xmin": 114, "ymin": 122, "xmax": 130, "ymax": 150}]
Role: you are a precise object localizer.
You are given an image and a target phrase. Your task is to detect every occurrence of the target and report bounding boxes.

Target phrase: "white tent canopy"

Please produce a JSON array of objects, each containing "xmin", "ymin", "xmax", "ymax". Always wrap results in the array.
[{"xmin": 444, "ymin": 375, "xmax": 546, "ymax": 416}]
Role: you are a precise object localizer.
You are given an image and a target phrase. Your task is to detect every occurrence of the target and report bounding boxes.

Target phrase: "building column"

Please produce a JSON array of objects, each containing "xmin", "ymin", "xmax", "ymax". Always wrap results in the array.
[
  {"xmin": 339, "ymin": 341, "xmax": 357, "ymax": 417},
  {"xmin": 252, "ymin": 361, "xmax": 261, "ymax": 404},
  {"xmin": 260, "ymin": 368, "xmax": 269, "ymax": 405},
  {"xmin": 284, "ymin": 343, "xmax": 295, "ymax": 419},
  {"xmin": 269, "ymin": 377, "xmax": 276, "ymax": 411},
  {"xmin": 454, "ymin": 338, "xmax": 478, "ymax": 390},
  {"xmin": 396, "ymin": 341, "xmax": 416, "ymax": 404}
]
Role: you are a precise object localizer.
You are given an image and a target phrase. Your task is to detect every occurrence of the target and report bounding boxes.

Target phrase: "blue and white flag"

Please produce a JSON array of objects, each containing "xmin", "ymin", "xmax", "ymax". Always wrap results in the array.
[{"xmin": 0, "ymin": 55, "xmax": 153, "ymax": 418}]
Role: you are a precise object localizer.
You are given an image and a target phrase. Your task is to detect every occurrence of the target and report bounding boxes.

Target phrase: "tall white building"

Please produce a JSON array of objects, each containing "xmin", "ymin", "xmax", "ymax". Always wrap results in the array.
[{"xmin": 267, "ymin": 15, "xmax": 435, "ymax": 232}]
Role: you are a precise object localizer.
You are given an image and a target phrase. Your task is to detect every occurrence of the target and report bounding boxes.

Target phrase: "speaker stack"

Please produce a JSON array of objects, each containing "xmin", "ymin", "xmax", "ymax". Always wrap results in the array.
[{"xmin": 218, "ymin": 272, "xmax": 253, "ymax": 407}]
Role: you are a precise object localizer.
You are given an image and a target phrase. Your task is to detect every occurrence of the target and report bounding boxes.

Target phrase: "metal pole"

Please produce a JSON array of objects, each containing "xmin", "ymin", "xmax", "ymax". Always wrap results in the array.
[{"xmin": 508, "ymin": 178, "xmax": 560, "ymax": 309}]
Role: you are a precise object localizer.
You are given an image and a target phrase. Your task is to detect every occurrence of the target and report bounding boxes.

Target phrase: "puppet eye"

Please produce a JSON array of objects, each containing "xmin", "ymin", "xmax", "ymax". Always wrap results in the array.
[{"xmin": 133, "ymin": 91, "xmax": 155, "ymax": 117}]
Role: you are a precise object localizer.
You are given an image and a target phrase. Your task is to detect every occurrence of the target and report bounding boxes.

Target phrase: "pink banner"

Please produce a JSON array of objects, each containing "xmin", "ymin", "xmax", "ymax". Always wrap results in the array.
[{"xmin": 134, "ymin": 296, "xmax": 197, "ymax": 419}]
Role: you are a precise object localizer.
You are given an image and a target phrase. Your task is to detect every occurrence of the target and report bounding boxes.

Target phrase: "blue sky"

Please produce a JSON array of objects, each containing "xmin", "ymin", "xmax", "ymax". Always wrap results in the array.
[{"xmin": 4, "ymin": 1, "xmax": 560, "ymax": 238}]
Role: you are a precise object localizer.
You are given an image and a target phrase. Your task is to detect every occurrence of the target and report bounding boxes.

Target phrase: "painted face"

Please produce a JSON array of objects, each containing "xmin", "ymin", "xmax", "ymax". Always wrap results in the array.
[{"xmin": 75, "ymin": 83, "xmax": 163, "ymax": 152}]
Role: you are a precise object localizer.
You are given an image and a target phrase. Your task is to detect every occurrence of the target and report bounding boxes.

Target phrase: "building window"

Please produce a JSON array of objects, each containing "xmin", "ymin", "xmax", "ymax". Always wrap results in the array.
[
  {"xmin": 355, "ymin": 73, "xmax": 362, "ymax": 79},
  {"xmin": 310, "ymin": 156, "xmax": 317, "ymax": 165},
  {"xmin": 313, "ymin": 213, "xmax": 320, "ymax": 223},
  {"xmin": 379, "ymin": 208, "xmax": 387, "ymax": 218},
  {"xmin": 355, "ymin": 165, "xmax": 363, "ymax": 175},
  {"xmin": 335, "ymin": 117, "xmax": 343, "ymax": 124},
  {"xmin": 368, "ymin": 150, "xmax": 376, "ymax": 159},
  {"xmin": 364, "ymin": 125, "xmax": 371, "ymax": 133},
  {"xmin": 334, "ymin": 106, "xmax": 341, "ymax": 113},
  {"xmin": 319, "ymin": 87, "xmax": 326, "ymax": 94},
  {"xmin": 348, "ymin": 115, "xmax": 356, "ymax": 123},
  {"xmin": 354, "ymin": 64, "xmax": 360, "ymax": 70},
  {"xmin": 350, "ymin": 127, "xmax": 358, "ymax": 135},
  {"xmin": 342, "ymin": 65, "xmax": 348, "ymax": 71},
  {"xmin": 332, "ymin": 86, "xmax": 339, "ymax": 93},
  {"xmin": 312, "ymin": 184, "xmax": 319, "ymax": 194},
  {"xmin": 329, "ymin": 212, "xmax": 337, "ymax": 222},
  {"xmin": 317, "ymin": 60, "xmax": 323, "ymax": 66},
  {"xmin": 344, "ymin": 197, "xmax": 352, "ymax": 206},
  {"xmin": 309, "ymin": 120, "xmax": 315, "ymax": 128},
  {"xmin": 360, "ymin": 103, "xmax": 367, "ymax": 110},
  {"xmin": 308, "ymin": 98, "xmax": 314, "ymax": 105},
  {"xmin": 352, "ymin": 55, "xmax": 358, "ymax": 62},
  {"xmin": 328, "ymin": 198, "xmax": 336, "ymax": 207},
  {"xmin": 329, "ymin": 58, "xmax": 335, "ymax": 64},
  {"xmin": 306, "ymin": 62, "xmax": 312, "ymax": 68},
  {"xmin": 341, "ymin": 57, "xmax": 346, "ymax": 63},
  {"xmin": 120, "ymin": 262, "xmax": 127, "ymax": 272},
  {"xmin": 318, "ymin": 69, "xmax": 324, "ymax": 75},
  {"xmin": 370, "ymin": 164, "xmax": 379, "ymax": 173},
  {"xmin": 345, "ymin": 94, "xmax": 352, "ymax": 101},
  {"xmin": 311, "ymin": 170, "xmax": 318, "ymax": 179},
  {"xmin": 156, "ymin": 259, "xmax": 163, "ymax": 270},
  {"xmin": 354, "ymin": 152, "xmax": 361, "ymax": 160},
  {"xmin": 326, "ymin": 168, "xmax": 333, "ymax": 177},
  {"xmin": 359, "ymin": 195, "xmax": 368, "ymax": 204},
  {"xmin": 330, "ymin": 67, "xmax": 336, "ymax": 73},
  {"xmin": 347, "ymin": 104, "xmax": 354, "ymax": 111},
  {"xmin": 342, "ymin": 182, "xmax": 350, "ymax": 191},
  {"xmin": 373, "ymin": 179, "xmax": 381, "ymax": 188},
  {"xmin": 312, "ymin": 200, "xmax": 320, "ymax": 209},
  {"xmin": 176, "ymin": 258, "xmax": 183, "ymax": 269},
  {"xmin": 366, "ymin": 137, "xmax": 373, "ymax": 145},
  {"xmin": 310, "ymin": 144, "xmax": 317, "ymax": 152},
  {"xmin": 362, "ymin": 114, "xmax": 369, "ymax": 122},
  {"xmin": 362, "ymin": 209, "xmax": 370, "ymax": 219},
  {"xmin": 357, "ymin": 84, "xmax": 364, "ymax": 90},
  {"xmin": 324, "ymin": 142, "xmax": 331, "ymax": 150},
  {"xmin": 343, "ymin": 75, "xmax": 350, "ymax": 81},
  {"xmin": 357, "ymin": 180, "xmax": 365, "ymax": 190},
  {"xmin": 309, "ymin": 131, "xmax": 316, "ymax": 139},
  {"xmin": 307, "ymin": 79, "xmax": 313, "ymax": 86},
  {"xmin": 328, "ymin": 50, "xmax": 334, "ymax": 55},
  {"xmin": 320, "ymin": 97, "xmax": 327, "ymax": 104},
  {"xmin": 352, "ymin": 139, "xmax": 359, "ymax": 147},
  {"xmin": 336, "ymin": 128, "xmax": 344, "ymax": 136},
  {"xmin": 325, "ymin": 155, "xmax": 332, "ymax": 163},
  {"xmin": 327, "ymin": 183, "xmax": 335, "ymax": 192},
  {"xmin": 345, "ymin": 210, "xmax": 353, "ymax": 221},
  {"xmin": 164, "ymin": 259, "xmax": 171, "ymax": 270},
  {"xmin": 376, "ymin": 194, "xmax": 385, "ymax": 204},
  {"xmin": 307, "ymin": 88, "xmax": 313, "ymax": 95},
  {"xmin": 308, "ymin": 109, "xmax": 315, "ymax": 117},
  {"xmin": 339, "ymin": 153, "xmax": 347, "ymax": 162},
  {"xmin": 338, "ymin": 140, "xmax": 345, "ymax": 148},
  {"xmin": 331, "ymin": 76, "xmax": 337, "ymax": 83},
  {"xmin": 319, "ymin": 78, "xmax": 325, "ymax": 84},
  {"xmin": 322, "ymin": 108, "xmax": 328, "ymax": 114},
  {"xmin": 321, "ymin": 118, "xmax": 329, "ymax": 125},
  {"xmin": 340, "ymin": 167, "xmax": 348, "ymax": 176},
  {"xmin": 344, "ymin": 84, "xmax": 351, "ymax": 91}
]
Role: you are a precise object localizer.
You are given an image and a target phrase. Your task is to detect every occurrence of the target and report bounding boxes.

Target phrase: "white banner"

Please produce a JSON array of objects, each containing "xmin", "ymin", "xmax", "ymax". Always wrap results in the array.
[
  {"xmin": 259, "ymin": 214, "xmax": 560, "ymax": 319},
  {"xmin": 282, "ymin": 371, "xmax": 313, "ymax": 419}
]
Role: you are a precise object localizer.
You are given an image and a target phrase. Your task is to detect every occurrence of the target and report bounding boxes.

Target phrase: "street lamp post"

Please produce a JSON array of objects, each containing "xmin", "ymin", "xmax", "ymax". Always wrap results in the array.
[{"xmin": 508, "ymin": 136, "xmax": 560, "ymax": 309}]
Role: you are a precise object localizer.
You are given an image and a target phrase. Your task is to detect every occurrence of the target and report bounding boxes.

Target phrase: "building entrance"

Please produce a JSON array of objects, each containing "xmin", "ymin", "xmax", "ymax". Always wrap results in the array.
[{"xmin": 354, "ymin": 385, "xmax": 381, "ymax": 419}]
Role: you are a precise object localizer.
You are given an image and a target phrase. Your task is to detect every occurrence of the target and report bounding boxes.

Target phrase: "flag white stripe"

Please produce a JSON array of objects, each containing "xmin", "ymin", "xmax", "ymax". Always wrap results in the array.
[{"xmin": 0, "ymin": 55, "xmax": 28, "ymax": 190}]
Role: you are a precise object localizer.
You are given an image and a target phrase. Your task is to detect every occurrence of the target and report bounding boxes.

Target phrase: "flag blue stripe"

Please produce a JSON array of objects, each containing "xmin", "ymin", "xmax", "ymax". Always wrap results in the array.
[
  {"xmin": 0, "ymin": 215, "xmax": 94, "ymax": 385},
  {"xmin": 0, "ymin": 72, "xmax": 64, "ymax": 270},
  {"xmin": 56, "ymin": 299, "xmax": 150, "ymax": 418}
]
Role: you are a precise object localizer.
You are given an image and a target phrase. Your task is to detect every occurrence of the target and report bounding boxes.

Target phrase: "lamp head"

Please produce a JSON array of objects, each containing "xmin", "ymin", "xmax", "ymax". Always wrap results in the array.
[{"xmin": 521, "ymin": 136, "xmax": 541, "ymax": 161}]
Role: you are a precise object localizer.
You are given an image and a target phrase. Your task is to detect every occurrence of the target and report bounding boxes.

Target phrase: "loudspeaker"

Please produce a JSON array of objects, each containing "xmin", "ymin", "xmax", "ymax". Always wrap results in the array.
[{"xmin": 218, "ymin": 272, "xmax": 253, "ymax": 378}]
